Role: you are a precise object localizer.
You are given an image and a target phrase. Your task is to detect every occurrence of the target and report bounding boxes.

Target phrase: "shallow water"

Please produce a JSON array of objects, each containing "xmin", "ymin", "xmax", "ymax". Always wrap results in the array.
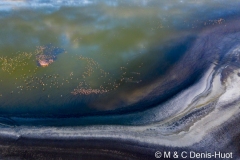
[
  {"xmin": 0, "ymin": 0, "xmax": 239, "ymax": 118},
  {"xmin": 0, "ymin": 1, "xmax": 183, "ymax": 116}
]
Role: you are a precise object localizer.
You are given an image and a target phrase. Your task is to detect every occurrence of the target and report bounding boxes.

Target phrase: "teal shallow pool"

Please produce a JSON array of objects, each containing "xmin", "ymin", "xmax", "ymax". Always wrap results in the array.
[
  {"xmin": 0, "ymin": 1, "xmax": 183, "ymax": 116},
  {"xmin": 0, "ymin": 0, "xmax": 239, "ymax": 117}
]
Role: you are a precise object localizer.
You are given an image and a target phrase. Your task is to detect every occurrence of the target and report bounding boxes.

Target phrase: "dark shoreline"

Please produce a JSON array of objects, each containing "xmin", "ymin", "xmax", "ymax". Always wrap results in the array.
[
  {"xmin": 0, "ymin": 113, "xmax": 240, "ymax": 159},
  {"xmin": 0, "ymin": 137, "xmax": 156, "ymax": 160},
  {"xmin": 0, "ymin": 114, "xmax": 239, "ymax": 160}
]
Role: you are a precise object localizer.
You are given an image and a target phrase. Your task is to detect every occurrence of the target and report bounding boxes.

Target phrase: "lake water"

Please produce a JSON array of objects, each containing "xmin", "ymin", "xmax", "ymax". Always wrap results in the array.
[
  {"xmin": 0, "ymin": 0, "xmax": 240, "ymax": 118},
  {"xmin": 1, "ymin": 1, "xmax": 240, "ymax": 159}
]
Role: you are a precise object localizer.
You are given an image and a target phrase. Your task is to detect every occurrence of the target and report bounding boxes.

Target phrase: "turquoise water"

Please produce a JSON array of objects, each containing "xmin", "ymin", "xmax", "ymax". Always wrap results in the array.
[
  {"xmin": 0, "ymin": 0, "xmax": 239, "ymax": 117},
  {"xmin": 0, "ymin": 2, "xmax": 240, "ymax": 160}
]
